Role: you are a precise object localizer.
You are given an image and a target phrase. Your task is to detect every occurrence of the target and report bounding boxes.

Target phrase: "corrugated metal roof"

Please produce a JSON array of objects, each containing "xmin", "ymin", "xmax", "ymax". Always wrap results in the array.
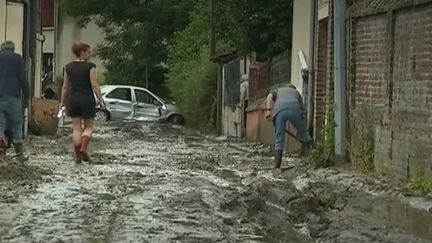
[{"xmin": 349, "ymin": 0, "xmax": 432, "ymax": 17}]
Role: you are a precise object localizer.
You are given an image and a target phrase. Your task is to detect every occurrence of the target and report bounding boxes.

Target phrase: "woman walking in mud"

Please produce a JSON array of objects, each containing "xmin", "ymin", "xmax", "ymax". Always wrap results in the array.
[{"xmin": 59, "ymin": 42, "xmax": 105, "ymax": 164}]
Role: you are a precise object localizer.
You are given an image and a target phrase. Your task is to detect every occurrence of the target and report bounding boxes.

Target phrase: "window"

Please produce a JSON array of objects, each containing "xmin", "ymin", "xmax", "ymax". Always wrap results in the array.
[
  {"xmin": 135, "ymin": 89, "xmax": 161, "ymax": 106},
  {"xmin": 106, "ymin": 88, "xmax": 132, "ymax": 101},
  {"xmin": 135, "ymin": 89, "xmax": 157, "ymax": 104}
]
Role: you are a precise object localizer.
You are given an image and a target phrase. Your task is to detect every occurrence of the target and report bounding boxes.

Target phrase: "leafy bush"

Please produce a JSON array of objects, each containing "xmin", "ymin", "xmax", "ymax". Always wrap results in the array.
[{"xmin": 166, "ymin": 5, "xmax": 218, "ymax": 131}]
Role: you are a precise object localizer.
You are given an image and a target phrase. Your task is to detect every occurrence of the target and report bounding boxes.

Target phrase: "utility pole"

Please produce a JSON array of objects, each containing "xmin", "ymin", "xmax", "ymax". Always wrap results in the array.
[
  {"xmin": 334, "ymin": 0, "xmax": 347, "ymax": 161},
  {"xmin": 145, "ymin": 63, "xmax": 149, "ymax": 89}
]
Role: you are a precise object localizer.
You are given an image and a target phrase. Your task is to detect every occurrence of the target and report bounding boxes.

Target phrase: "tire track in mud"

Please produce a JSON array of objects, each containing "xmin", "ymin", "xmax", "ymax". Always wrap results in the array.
[
  {"xmin": 1, "ymin": 122, "xmax": 307, "ymax": 243},
  {"xmin": 2, "ymin": 122, "xmax": 429, "ymax": 243}
]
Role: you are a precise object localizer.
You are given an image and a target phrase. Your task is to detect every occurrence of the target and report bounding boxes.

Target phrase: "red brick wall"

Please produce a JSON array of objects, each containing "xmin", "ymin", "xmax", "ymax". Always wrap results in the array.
[
  {"xmin": 349, "ymin": 2, "xmax": 432, "ymax": 180},
  {"xmin": 391, "ymin": 3, "xmax": 432, "ymax": 180},
  {"xmin": 351, "ymin": 14, "xmax": 388, "ymax": 111},
  {"xmin": 313, "ymin": 0, "xmax": 334, "ymax": 139},
  {"xmin": 314, "ymin": 19, "xmax": 329, "ymax": 138},
  {"xmin": 326, "ymin": 0, "xmax": 334, "ymax": 97}
]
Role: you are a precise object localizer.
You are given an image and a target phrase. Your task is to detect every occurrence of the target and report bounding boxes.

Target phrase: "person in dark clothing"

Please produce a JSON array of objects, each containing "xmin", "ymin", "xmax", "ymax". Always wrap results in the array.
[
  {"xmin": 0, "ymin": 41, "xmax": 30, "ymax": 162},
  {"xmin": 265, "ymin": 83, "xmax": 312, "ymax": 169},
  {"xmin": 59, "ymin": 42, "xmax": 105, "ymax": 164}
]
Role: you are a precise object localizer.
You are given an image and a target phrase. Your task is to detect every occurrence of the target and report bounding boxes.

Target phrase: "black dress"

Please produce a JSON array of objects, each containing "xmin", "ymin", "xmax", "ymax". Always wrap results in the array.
[{"xmin": 64, "ymin": 61, "xmax": 96, "ymax": 119}]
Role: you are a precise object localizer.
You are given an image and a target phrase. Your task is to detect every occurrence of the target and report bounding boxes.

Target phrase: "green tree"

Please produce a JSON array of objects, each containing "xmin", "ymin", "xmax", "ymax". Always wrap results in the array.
[
  {"xmin": 214, "ymin": 0, "xmax": 293, "ymax": 59},
  {"xmin": 167, "ymin": 0, "xmax": 294, "ymax": 129},
  {"xmin": 60, "ymin": 0, "xmax": 196, "ymax": 96},
  {"xmin": 167, "ymin": 3, "xmax": 218, "ymax": 130}
]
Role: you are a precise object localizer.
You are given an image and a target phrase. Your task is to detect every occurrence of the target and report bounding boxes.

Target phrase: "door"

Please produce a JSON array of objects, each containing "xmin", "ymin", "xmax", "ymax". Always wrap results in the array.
[
  {"xmin": 105, "ymin": 87, "xmax": 134, "ymax": 120},
  {"xmin": 133, "ymin": 88, "xmax": 161, "ymax": 121}
]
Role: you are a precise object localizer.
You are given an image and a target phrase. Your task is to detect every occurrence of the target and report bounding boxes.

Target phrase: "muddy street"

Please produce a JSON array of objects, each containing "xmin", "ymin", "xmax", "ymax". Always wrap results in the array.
[{"xmin": 0, "ymin": 122, "xmax": 431, "ymax": 243}]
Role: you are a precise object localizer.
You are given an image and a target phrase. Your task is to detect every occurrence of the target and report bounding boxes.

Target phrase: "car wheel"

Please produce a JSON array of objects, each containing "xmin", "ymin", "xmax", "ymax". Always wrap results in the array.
[
  {"xmin": 95, "ymin": 109, "xmax": 110, "ymax": 122},
  {"xmin": 169, "ymin": 115, "xmax": 184, "ymax": 125}
]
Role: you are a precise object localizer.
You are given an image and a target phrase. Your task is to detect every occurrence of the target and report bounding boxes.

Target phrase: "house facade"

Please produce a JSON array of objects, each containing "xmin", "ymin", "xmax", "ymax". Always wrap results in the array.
[
  {"xmin": 41, "ymin": 0, "xmax": 106, "ymax": 84},
  {"xmin": 0, "ymin": 0, "xmax": 43, "ymax": 135},
  {"xmin": 301, "ymin": 0, "xmax": 432, "ymax": 181},
  {"xmin": 348, "ymin": 0, "xmax": 432, "ymax": 180},
  {"xmin": 217, "ymin": 0, "xmax": 432, "ymax": 182}
]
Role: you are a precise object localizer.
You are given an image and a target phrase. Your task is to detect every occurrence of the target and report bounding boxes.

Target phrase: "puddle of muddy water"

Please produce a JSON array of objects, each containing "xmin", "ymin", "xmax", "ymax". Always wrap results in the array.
[{"xmin": 357, "ymin": 198, "xmax": 432, "ymax": 241}]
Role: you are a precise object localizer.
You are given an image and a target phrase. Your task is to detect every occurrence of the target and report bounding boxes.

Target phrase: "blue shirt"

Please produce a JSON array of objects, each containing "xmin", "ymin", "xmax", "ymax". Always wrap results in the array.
[{"xmin": 0, "ymin": 50, "xmax": 30, "ymax": 99}]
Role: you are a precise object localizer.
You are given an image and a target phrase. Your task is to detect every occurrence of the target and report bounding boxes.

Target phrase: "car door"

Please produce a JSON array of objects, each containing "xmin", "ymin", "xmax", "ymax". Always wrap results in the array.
[
  {"xmin": 104, "ymin": 87, "xmax": 134, "ymax": 120},
  {"xmin": 133, "ymin": 88, "xmax": 162, "ymax": 121}
]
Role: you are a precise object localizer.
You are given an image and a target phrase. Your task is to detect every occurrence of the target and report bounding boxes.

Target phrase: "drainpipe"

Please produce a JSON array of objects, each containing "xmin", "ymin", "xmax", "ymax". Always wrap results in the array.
[
  {"xmin": 307, "ymin": 0, "xmax": 317, "ymax": 137},
  {"xmin": 22, "ymin": 0, "xmax": 32, "ymax": 84},
  {"xmin": 53, "ymin": 0, "xmax": 59, "ymax": 83},
  {"xmin": 334, "ymin": 0, "xmax": 347, "ymax": 161},
  {"xmin": 22, "ymin": 0, "xmax": 32, "ymax": 138}
]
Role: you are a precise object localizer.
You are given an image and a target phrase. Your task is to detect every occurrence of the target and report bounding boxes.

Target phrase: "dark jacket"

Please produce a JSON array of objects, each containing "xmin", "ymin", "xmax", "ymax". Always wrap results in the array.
[{"xmin": 0, "ymin": 50, "xmax": 30, "ymax": 100}]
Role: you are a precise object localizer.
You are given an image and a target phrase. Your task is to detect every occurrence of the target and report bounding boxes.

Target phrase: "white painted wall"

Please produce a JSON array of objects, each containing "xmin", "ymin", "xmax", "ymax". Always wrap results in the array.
[
  {"xmin": 0, "ymin": 0, "xmax": 6, "ymax": 42},
  {"xmin": 43, "ymin": 29, "xmax": 54, "ymax": 53},
  {"xmin": 54, "ymin": 13, "xmax": 106, "ymax": 79},
  {"xmin": 290, "ymin": 0, "xmax": 312, "ymax": 93},
  {"xmin": 222, "ymin": 106, "xmax": 242, "ymax": 137},
  {"xmin": 318, "ymin": 0, "xmax": 329, "ymax": 20},
  {"xmin": 0, "ymin": 1, "xmax": 24, "ymax": 55}
]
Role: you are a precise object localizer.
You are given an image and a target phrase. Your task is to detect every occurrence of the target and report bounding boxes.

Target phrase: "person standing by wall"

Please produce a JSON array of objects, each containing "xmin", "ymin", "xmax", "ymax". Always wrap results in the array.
[
  {"xmin": 59, "ymin": 42, "xmax": 105, "ymax": 164},
  {"xmin": 240, "ymin": 74, "xmax": 249, "ymax": 138},
  {"xmin": 0, "ymin": 41, "xmax": 30, "ymax": 162},
  {"xmin": 265, "ymin": 83, "xmax": 312, "ymax": 169}
]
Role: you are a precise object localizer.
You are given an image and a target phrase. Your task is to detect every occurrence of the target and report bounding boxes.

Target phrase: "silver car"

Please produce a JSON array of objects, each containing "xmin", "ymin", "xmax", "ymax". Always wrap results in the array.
[{"xmin": 95, "ymin": 85, "xmax": 185, "ymax": 125}]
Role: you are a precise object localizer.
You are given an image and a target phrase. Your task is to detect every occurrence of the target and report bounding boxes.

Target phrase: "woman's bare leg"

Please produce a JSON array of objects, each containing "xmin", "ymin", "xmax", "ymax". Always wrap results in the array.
[
  {"xmin": 71, "ymin": 118, "xmax": 83, "ymax": 163},
  {"xmin": 80, "ymin": 118, "xmax": 94, "ymax": 161}
]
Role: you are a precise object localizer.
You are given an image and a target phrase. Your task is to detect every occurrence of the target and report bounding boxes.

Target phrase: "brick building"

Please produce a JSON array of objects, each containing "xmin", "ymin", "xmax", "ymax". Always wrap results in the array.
[
  {"xmin": 348, "ymin": 0, "xmax": 432, "ymax": 180},
  {"xmin": 215, "ymin": 0, "xmax": 432, "ymax": 179}
]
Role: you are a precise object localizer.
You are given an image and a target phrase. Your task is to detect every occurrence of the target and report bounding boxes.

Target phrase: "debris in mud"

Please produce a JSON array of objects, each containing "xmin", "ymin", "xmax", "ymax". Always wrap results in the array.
[
  {"xmin": 0, "ymin": 163, "xmax": 52, "ymax": 181},
  {"xmin": 1, "ymin": 122, "xmax": 432, "ymax": 243},
  {"xmin": 97, "ymin": 193, "xmax": 116, "ymax": 201}
]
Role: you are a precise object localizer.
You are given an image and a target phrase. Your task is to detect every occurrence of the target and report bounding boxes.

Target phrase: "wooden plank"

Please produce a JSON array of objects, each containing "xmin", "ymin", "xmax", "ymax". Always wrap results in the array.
[{"xmin": 32, "ymin": 98, "xmax": 59, "ymax": 136}]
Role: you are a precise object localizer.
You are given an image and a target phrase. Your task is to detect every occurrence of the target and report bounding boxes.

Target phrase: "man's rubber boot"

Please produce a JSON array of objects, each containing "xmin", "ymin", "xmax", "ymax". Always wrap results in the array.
[
  {"xmin": 5, "ymin": 130, "xmax": 13, "ymax": 149},
  {"xmin": 80, "ymin": 135, "xmax": 91, "ymax": 162},
  {"xmin": 0, "ymin": 138, "xmax": 7, "ymax": 158},
  {"xmin": 74, "ymin": 144, "xmax": 82, "ymax": 164},
  {"xmin": 13, "ymin": 143, "xmax": 29, "ymax": 162},
  {"xmin": 275, "ymin": 150, "xmax": 283, "ymax": 169}
]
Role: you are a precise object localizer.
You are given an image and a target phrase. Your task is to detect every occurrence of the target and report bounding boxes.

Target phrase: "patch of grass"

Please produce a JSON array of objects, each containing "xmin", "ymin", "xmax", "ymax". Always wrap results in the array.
[
  {"xmin": 310, "ymin": 97, "xmax": 336, "ymax": 168},
  {"xmin": 349, "ymin": 104, "xmax": 377, "ymax": 174},
  {"xmin": 408, "ymin": 174, "xmax": 432, "ymax": 194}
]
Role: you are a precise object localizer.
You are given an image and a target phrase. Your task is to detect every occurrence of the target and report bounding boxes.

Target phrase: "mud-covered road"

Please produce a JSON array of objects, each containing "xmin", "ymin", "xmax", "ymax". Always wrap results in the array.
[{"xmin": 0, "ymin": 122, "xmax": 431, "ymax": 243}]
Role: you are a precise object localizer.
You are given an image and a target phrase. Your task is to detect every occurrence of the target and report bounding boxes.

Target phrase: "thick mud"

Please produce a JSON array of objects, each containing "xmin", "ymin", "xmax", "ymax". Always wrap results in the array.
[{"xmin": 0, "ymin": 122, "xmax": 431, "ymax": 243}]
